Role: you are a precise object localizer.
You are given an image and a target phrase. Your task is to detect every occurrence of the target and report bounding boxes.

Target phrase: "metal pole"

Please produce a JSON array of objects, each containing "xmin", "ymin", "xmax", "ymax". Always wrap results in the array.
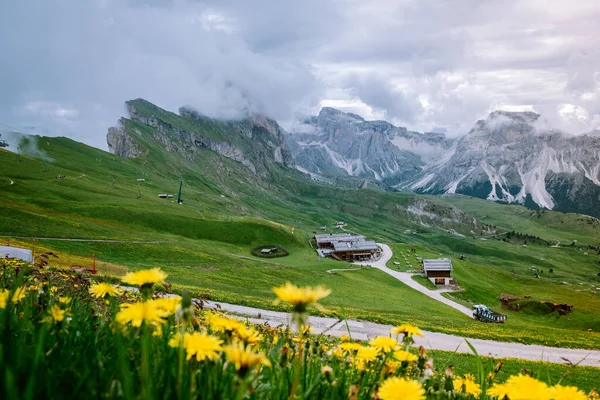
[{"xmin": 177, "ymin": 178, "xmax": 183, "ymax": 204}]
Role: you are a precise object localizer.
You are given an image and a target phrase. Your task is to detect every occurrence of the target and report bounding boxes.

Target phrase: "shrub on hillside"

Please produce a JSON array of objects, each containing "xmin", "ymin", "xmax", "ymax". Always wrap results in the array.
[{"xmin": 251, "ymin": 244, "xmax": 290, "ymax": 258}]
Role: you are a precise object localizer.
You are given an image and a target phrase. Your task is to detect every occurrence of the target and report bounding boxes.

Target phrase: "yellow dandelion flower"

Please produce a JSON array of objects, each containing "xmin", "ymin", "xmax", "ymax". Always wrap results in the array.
[
  {"xmin": 115, "ymin": 301, "xmax": 169, "ymax": 328},
  {"xmin": 385, "ymin": 360, "xmax": 400, "ymax": 375},
  {"xmin": 206, "ymin": 312, "xmax": 243, "ymax": 333},
  {"xmin": 27, "ymin": 283, "xmax": 42, "ymax": 292},
  {"xmin": 328, "ymin": 347, "xmax": 344, "ymax": 358},
  {"xmin": 89, "ymin": 283, "xmax": 122, "ymax": 299},
  {"xmin": 11, "ymin": 287, "xmax": 27, "ymax": 304},
  {"xmin": 340, "ymin": 334, "xmax": 351, "ymax": 342},
  {"xmin": 152, "ymin": 324, "xmax": 163, "ymax": 337},
  {"xmin": 183, "ymin": 332, "xmax": 223, "ymax": 362},
  {"xmin": 356, "ymin": 346, "xmax": 379, "ymax": 362},
  {"xmin": 0, "ymin": 289, "xmax": 9, "ymax": 309},
  {"xmin": 50, "ymin": 305, "xmax": 65, "ymax": 322},
  {"xmin": 549, "ymin": 385, "xmax": 588, "ymax": 400},
  {"xmin": 151, "ymin": 297, "xmax": 181, "ymax": 315},
  {"xmin": 272, "ymin": 282, "xmax": 331, "ymax": 312},
  {"xmin": 301, "ymin": 325, "xmax": 314, "ymax": 335},
  {"xmin": 487, "ymin": 383, "xmax": 511, "ymax": 400},
  {"xmin": 369, "ymin": 336, "xmax": 398, "ymax": 353},
  {"xmin": 338, "ymin": 342, "xmax": 362, "ymax": 352},
  {"xmin": 224, "ymin": 341, "xmax": 271, "ymax": 372},
  {"xmin": 488, "ymin": 374, "xmax": 550, "ymax": 400},
  {"xmin": 168, "ymin": 332, "xmax": 183, "ymax": 348},
  {"xmin": 454, "ymin": 374, "xmax": 482, "ymax": 397},
  {"xmin": 235, "ymin": 325, "xmax": 262, "ymax": 345},
  {"xmin": 122, "ymin": 268, "xmax": 167, "ymax": 287},
  {"xmin": 50, "ymin": 286, "xmax": 58, "ymax": 293},
  {"xmin": 378, "ymin": 377, "xmax": 426, "ymax": 400},
  {"xmin": 59, "ymin": 296, "xmax": 71, "ymax": 305},
  {"xmin": 390, "ymin": 323, "xmax": 423, "ymax": 338},
  {"xmin": 393, "ymin": 350, "xmax": 418, "ymax": 363}
]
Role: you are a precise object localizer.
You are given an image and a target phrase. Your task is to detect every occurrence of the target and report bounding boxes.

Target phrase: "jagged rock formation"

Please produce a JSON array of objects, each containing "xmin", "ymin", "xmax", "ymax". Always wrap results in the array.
[
  {"xmin": 107, "ymin": 99, "xmax": 294, "ymax": 178},
  {"xmin": 286, "ymin": 107, "xmax": 454, "ymax": 184},
  {"xmin": 107, "ymin": 124, "xmax": 147, "ymax": 158},
  {"xmin": 286, "ymin": 108, "xmax": 600, "ymax": 216},
  {"xmin": 408, "ymin": 111, "xmax": 600, "ymax": 214}
]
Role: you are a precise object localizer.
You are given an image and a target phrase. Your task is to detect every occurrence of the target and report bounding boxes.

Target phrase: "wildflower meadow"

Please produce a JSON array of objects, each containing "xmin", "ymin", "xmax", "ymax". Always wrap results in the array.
[{"xmin": 0, "ymin": 257, "xmax": 597, "ymax": 399}]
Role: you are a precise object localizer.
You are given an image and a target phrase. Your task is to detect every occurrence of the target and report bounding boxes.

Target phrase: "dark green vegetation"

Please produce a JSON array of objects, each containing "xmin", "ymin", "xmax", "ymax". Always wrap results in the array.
[
  {"xmin": 1, "ymin": 99, "xmax": 600, "ymax": 352},
  {"xmin": 250, "ymin": 245, "xmax": 290, "ymax": 258}
]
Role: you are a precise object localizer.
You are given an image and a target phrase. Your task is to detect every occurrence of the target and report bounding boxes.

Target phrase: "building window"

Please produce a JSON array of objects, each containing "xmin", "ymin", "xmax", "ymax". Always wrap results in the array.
[{"xmin": 434, "ymin": 278, "xmax": 445, "ymax": 285}]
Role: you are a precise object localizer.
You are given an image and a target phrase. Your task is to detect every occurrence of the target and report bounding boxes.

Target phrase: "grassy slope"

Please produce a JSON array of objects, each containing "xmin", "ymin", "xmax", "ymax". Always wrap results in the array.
[
  {"xmin": 1, "ymin": 126, "xmax": 600, "ymax": 351},
  {"xmin": 436, "ymin": 194, "xmax": 600, "ymax": 246}
]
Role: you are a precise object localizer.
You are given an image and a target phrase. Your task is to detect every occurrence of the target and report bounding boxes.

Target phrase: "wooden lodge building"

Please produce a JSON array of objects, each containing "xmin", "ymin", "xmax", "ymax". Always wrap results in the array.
[
  {"xmin": 314, "ymin": 234, "xmax": 380, "ymax": 261},
  {"xmin": 423, "ymin": 258, "xmax": 454, "ymax": 286}
]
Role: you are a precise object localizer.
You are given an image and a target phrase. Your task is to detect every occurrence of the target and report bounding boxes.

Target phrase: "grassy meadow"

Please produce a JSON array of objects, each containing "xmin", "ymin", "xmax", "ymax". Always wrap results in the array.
[
  {"xmin": 1, "ymin": 258, "xmax": 598, "ymax": 399},
  {"xmin": 1, "ymin": 134, "xmax": 600, "ymax": 355}
]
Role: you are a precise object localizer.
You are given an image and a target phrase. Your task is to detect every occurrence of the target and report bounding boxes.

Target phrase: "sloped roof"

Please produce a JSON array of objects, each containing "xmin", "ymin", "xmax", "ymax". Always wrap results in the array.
[
  {"xmin": 315, "ymin": 233, "xmax": 365, "ymax": 243},
  {"xmin": 423, "ymin": 258, "xmax": 453, "ymax": 271},
  {"xmin": 332, "ymin": 240, "xmax": 378, "ymax": 252}
]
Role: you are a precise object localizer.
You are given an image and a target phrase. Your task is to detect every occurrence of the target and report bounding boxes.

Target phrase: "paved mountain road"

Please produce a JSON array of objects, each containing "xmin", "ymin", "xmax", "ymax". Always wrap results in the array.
[
  {"xmin": 202, "ymin": 299, "xmax": 600, "ymax": 367},
  {"xmin": 354, "ymin": 244, "xmax": 473, "ymax": 317}
]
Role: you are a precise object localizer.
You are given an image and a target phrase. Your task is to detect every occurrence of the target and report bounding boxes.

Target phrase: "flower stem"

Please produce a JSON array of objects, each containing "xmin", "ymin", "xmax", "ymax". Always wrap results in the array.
[
  {"xmin": 289, "ymin": 313, "xmax": 307, "ymax": 400},
  {"xmin": 141, "ymin": 326, "xmax": 152, "ymax": 399}
]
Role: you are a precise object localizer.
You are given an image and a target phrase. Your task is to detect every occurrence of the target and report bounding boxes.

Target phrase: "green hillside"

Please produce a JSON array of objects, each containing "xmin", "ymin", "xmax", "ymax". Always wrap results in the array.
[
  {"xmin": 437, "ymin": 194, "xmax": 600, "ymax": 245},
  {"xmin": 1, "ymin": 100, "xmax": 600, "ymax": 351}
]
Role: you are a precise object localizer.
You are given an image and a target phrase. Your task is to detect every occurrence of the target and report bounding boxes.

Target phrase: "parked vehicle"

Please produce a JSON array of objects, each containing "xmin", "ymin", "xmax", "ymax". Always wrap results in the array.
[{"xmin": 472, "ymin": 304, "xmax": 507, "ymax": 323}]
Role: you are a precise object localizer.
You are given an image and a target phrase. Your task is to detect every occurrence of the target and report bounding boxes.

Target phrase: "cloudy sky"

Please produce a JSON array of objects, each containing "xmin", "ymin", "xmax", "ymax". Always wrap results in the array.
[{"xmin": 1, "ymin": 0, "xmax": 599, "ymax": 149}]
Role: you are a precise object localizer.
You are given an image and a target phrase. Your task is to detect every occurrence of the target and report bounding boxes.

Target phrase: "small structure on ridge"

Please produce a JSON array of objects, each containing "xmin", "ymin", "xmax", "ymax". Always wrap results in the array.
[
  {"xmin": 423, "ymin": 258, "xmax": 454, "ymax": 286},
  {"xmin": 314, "ymin": 233, "xmax": 380, "ymax": 262}
]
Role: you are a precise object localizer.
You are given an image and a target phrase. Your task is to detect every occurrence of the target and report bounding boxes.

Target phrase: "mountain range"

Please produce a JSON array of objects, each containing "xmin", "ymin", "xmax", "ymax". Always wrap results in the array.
[
  {"xmin": 286, "ymin": 108, "xmax": 600, "ymax": 216},
  {"xmin": 106, "ymin": 99, "xmax": 600, "ymax": 217}
]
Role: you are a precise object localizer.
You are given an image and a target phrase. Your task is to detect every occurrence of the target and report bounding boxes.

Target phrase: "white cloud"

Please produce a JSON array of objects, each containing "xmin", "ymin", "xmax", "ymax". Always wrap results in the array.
[
  {"xmin": 18, "ymin": 101, "xmax": 80, "ymax": 120},
  {"xmin": 1, "ymin": 0, "xmax": 600, "ymax": 148}
]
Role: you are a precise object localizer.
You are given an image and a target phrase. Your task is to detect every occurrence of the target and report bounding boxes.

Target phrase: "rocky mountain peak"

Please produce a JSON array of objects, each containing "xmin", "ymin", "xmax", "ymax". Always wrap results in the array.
[
  {"xmin": 286, "ymin": 107, "xmax": 455, "ymax": 183},
  {"xmin": 467, "ymin": 110, "xmax": 544, "ymax": 142},
  {"xmin": 318, "ymin": 107, "xmax": 365, "ymax": 123},
  {"xmin": 288, "ymin": 106, "xmax": 600, "ymax": 217},
  {"xmin": 178, "ymin": 106, "xmax": 208, "ymax": 121},
  {"xmin": 108, "ymin": 99, "xmax": 295, "ymax": 177},
  {"xmin": 586, "ymin": 130, "xmax": 600, "ymax": 138},
  {"xmin": 486, "ymin": 110, "xmax": 541, "ymax": 123}
]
